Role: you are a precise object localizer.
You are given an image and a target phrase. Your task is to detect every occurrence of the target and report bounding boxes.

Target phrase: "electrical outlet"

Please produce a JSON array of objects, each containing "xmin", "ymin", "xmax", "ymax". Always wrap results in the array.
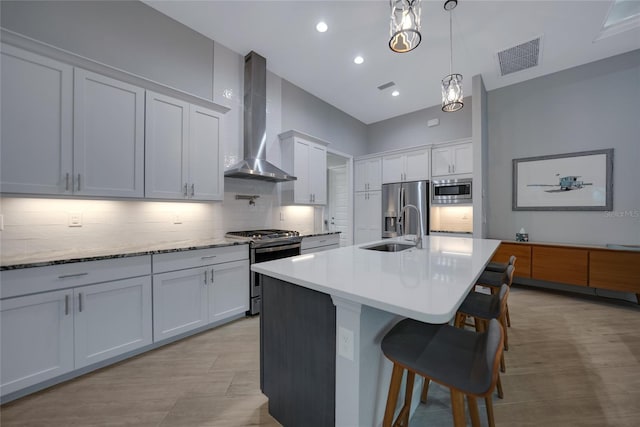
[
  {"xmin": 0, "ymin": 214, "xmax": 4, "ymax": 231},
  {"xmin": 173, "ymin": 214, "xmax": 182, "ymax": 224},
  {"xmin": 279, "ymin": 211, "xmax": 285, "ymax": 221},
  {"xmin": 68, "ymin": 212, "xmax": 82, "ymax": 227},
  {"xmin": 338, "ymin": 326, "xmax": 354, "ymax": 361}
]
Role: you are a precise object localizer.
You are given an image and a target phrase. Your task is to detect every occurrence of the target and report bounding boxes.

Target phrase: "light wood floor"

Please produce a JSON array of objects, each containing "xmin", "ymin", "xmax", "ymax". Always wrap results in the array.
[{"xmin": 1, "ymin": 286, "xmax": 639, "ymax": 426}]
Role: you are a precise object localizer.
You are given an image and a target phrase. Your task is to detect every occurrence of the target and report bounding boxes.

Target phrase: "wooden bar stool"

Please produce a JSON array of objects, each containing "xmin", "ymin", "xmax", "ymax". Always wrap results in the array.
[
  {"xmin": 476, "ymin": 264, "xmax": 516, "ymax": 329},
  {"xmin": 484, "ymin": 255, "xmax": 516, "ymax": 273},
  {"xmin": 381, "ymin": 319, "xmax": 504, "ymax": 427}
]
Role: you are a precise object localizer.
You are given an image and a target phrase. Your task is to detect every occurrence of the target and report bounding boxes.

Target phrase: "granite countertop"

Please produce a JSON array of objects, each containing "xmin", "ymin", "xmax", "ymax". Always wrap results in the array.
[
  {"xmin": 0, "ymin": 238, "xmax": 248, "ymax": 270},
  {"xmin": 252, "ymin": 235, "xmax": 501, "ymax": 324},
  {"xmin": 300, "ymin": 231, "xmax": 341, "ymax": 238}
]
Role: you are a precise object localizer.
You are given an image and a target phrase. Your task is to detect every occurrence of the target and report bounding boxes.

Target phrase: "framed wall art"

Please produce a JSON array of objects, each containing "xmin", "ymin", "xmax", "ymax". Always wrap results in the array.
[{"xmin": 512, "ymin": 149, "xmax": 613, "ymax": 211}]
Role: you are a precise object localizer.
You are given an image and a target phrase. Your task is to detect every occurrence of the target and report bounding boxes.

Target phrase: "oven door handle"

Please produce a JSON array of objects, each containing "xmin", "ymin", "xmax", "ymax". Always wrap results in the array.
[{"xmin": 255, "ymin": 243, "xmax": 301, "ymax": 254}]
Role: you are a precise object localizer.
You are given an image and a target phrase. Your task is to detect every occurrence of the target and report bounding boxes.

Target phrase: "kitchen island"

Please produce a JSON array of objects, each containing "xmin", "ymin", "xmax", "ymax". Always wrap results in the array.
[{"xmin": 252, "ymin": 235, "xmax": 501, "ymax": 427}]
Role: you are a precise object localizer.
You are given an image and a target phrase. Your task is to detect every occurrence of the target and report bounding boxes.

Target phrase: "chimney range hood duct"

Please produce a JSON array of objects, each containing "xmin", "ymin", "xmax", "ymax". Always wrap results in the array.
[{"xmin": 224, "ymin": 51, "xmax": 296, "ymax": 182}]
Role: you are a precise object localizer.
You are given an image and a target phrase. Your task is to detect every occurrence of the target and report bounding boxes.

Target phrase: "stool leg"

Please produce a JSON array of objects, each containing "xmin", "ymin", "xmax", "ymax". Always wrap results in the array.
[
  {"xmin": 500, "ymin": 312, "xmax": 509, "ymax": 351},
  {"xmin": 506, "ymin": 303, "xmax": 511, "ymax": 327},
  {"xmin": 397, "ymin": 371, "xmax": 415, "ymax": 427},
  {"xmin": 467, "ymin": 395, "xmax": 481, "ymax": 427},
  {"xmin": 383, "ymin": 364, "xmax": 404, "ymax": 427},
  {"xmin": 496, "ymin": 373, "xmax": 504, "ymax": 399},
  {"xmin": 450, "ymin": 389, "xmax": 466, "ymax": 427},
  {"xmin": 500, "ymin": 353, "xmax": 506, "ymax": 373},
  {"xmin": 420, "ymin": 377, "xmax": 430, "ymax": 403},
  {"xmin": 485, "ymin": 394, "xmax": 496, "ymax": 427}
]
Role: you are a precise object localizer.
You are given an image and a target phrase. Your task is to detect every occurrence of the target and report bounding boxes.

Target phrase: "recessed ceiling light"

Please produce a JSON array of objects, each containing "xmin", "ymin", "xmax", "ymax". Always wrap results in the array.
[
  {"xmin": 316, "ymin": 21, "xmax": 328, "ymax": 33},
  {"xmin": 354, "ymin": 56, "xmax": 364, "ymax": 65},
  {"xmin": 392, "ymin": 90, "xmax": 400, "ymax": 97}
]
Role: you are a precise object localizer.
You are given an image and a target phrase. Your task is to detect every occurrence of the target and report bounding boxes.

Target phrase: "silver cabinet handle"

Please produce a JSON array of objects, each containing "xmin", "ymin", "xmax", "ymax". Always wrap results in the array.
[
  {"xmin": 201, "ymin": 255, "xmax": 217, "ymax": 260},
  {"xmin": 65, "ymin": 294, "xmax": 69, "ymax": 316},
  {"xmin": 184, "ymin": 183, "xmax": 188, "ymax": 197},
  {"xmin": 58, "ymin": 272, "xmax": 88, "ymax": 279},
  {"xmin": 78, "ymin": 293, "xmax": 83, "ymax": 313},
  {"xmin": 210, "ymin": 268, "xmax": 214, "ymax": 284},
  {"xmin": 191, "ymin": 183, "xmax": 195, "ymax": 197},
  {"xmin": 204, "ymin": 270, "xmax": 208, "ymax": 284},
  {"xmin": 452, "ymin": 164, "xmax": 455, "ymax": 173},
  {"xmin": 65, "ymin": 173, "xmax": 70, "ymax": 191},
  {"xmin": 77, "ymin": 174, "xmax": 81, "ymax": 191}
]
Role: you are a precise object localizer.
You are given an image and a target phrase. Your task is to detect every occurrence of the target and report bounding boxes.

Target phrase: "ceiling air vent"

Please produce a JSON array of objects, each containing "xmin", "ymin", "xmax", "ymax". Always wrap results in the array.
[
  {"xmin": 496, "ymin": 37, "xmax": 542, "ymax": 76},
  {"xmin": 377, "ymin": 81, "xmax": 396, "ymax": 90}
]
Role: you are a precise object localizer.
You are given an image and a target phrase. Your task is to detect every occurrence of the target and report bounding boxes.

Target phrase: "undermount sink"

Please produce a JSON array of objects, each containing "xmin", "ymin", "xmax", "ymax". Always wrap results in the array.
[{"xmin": 361, "ymin": 242, "xmax": 415, "ymax": 252}]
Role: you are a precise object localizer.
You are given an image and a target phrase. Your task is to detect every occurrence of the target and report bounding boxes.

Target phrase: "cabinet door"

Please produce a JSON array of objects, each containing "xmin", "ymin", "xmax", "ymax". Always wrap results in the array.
[
  {"xmin": 382, "ymin": 154, "xmax": 404, "ymax": 183},
  {"xmin": 354, "ymin": 191, "xmax": 382, "ymax": 244},
  {"xmin": 145, "ymin": 91, "xmax": 189, "ymax": 199},
  {"xmin": 452, "ymin": 143, "xmax": 472, "ymax": 174},
  {"xmin": 309, "ymin": 144, "xmax": 327, "ymax": 204},
  {"xmin": 404, "ymin": 149, "xmax": 430, "ymax": 181},
  {"xmin": 74, "ymin": 69, "xmax": 145, "ymax": 197},
  {"xmin": 367, "ymin": 158, "xmax": 383, "ymax": 191},
  {"xmin": 209, "ymin": 260, "xmax": 249, "ymax": 323},
  {"xmin": 1, "ymin": 290, "xmax": 74, "ymax": 396},
  {"xmin": 293, "ymin": 139, "xmax": 311, "ymax": 203},
  {"xmin": 431, "ymin": 147, "xmax": 452, "ymax": 177},
  {"xmin": 188, "ymin": 104, "xmax": 223, "ymax": 201},
  {"xmin": 74, "ymin": 276, "xmax": 152, "ymax": 369},
  {"xmin": 1, "ymin": 45, "xmax": 73, "ymax": 195},
  {"xmin": 354, "ymin": 160, "xmax": 368, "ymax": 192},
  {"xmin": 152, "ymin": 267, "xmax": 209, "ymax": 342}
]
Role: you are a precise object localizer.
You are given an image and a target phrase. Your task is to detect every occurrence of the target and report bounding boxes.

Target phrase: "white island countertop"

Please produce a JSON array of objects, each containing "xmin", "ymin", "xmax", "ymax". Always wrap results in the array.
[{"xmin": 252, "ymin": 235, "xmax": 501, "ymax": 324}]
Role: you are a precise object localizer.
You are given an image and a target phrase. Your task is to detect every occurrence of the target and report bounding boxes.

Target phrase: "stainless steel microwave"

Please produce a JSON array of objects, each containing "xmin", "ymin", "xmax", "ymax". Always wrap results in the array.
[{"xmin": 432, "ymin": 179, "xmax": 472, "ymax": 204}]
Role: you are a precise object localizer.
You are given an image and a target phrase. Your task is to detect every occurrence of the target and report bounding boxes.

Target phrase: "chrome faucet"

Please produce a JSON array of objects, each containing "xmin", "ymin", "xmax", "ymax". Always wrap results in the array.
[{"xmin": 398, "ymin": 204, "xmax": 426, "ymax": 249}]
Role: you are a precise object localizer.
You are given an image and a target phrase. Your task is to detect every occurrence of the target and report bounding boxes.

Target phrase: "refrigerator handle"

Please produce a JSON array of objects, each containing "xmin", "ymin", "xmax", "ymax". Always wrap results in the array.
[{"xmin": 399, "ymin": 187, "xmax": 405, "ymax": 236}]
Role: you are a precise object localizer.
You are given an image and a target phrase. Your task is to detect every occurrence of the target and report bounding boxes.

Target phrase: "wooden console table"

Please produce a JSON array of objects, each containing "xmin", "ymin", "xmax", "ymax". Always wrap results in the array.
[{"xmin": 491, "ymin": 241, "xmax": 640, "ymax": 304}]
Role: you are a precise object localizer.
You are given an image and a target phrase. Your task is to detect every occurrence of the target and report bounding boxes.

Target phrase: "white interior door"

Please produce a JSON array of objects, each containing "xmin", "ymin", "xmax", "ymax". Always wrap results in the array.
[{"xmin": 328, "ymin": 165, "xmax": 350, "ymax": 246}]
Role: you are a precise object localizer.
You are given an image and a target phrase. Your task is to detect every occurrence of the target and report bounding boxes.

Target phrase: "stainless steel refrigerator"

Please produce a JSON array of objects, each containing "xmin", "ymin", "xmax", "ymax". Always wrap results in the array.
[{"xmin": 382, "ymin": 180, "xmax": 429, "ymax": 238}]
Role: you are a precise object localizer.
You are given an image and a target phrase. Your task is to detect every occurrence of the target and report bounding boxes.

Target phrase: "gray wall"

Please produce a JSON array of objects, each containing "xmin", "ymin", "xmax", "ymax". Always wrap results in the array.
[
  {"xmin": 281, "ymin": 80, "xmax": 368, "ymax": 157},
  {"xmin": 486, "ymin": 49, "xmax": 640, "ymax": 245},
  {"xmin": 1, "ymin": 0, "xmax": 215, "ymax": 100},
  {"xmin": 366, "ymin": 97, "xmax": 472, "ymax": 154}
]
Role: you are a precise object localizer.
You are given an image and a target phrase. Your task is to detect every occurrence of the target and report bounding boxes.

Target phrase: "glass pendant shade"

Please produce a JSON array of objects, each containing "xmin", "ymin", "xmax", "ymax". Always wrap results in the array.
[
  {"xmin": 441, "ymin": 0, "xmax": 463, "ymax": 112},
  {"xmin": 389, "ymin": 0, "xmax": 422, "ymax": 53},
  {"xmin": 441, "ymin": 73, "xmax": 463, "ymax": 112}
]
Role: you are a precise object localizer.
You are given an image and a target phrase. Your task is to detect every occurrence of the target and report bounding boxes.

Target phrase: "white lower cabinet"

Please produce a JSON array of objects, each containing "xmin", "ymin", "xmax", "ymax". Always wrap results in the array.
[
  {"xmin": 151, "ymin": 246, "xmax": 249, "ymax": 342},
  {"xmin": 209, "ymin": 260, "xmax": 250, "ymax": 323},
  {"xmin": 301, "ymin": 235, "xmax": 341, "ymax": 254},
  {"xmin": 0, "ymin": 274, "xmax": 152, "ymax": 396},
  {"xmin": 152, "ymin": 267, "xmax": 209, "ymax": 341},
  {"xmin": 74, "ymin": 277, "xmax": 152, "ymax": 369},
  {"xmin": 0, "ymin": 290, "xmax": 74, "ymax": 396}
]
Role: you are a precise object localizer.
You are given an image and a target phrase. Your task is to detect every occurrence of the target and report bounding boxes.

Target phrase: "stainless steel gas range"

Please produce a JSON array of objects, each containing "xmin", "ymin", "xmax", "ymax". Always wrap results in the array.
[{"xmin": 226, "ymin": 229, "xmax": 302, "ymax": 315}]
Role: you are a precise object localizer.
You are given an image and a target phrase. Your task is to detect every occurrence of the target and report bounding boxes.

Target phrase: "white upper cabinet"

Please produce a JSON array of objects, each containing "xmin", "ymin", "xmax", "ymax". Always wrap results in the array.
[
  {"xmin": 355, "ymin": 157, "xmax": 382, "ymax": 192},
  {"xmin": 145, "ymin": 91, "xmax": 223, "ymax": 201},
  {"xmin": 431, "ymin": 142, "xmax": 472, "ymax": 177},
  {"xmin": 1, "ymin": 45, "xmax": 145, "ymax": 197},
  {"xmin": 354, "ymin": 190, "xmax": 382, "ymax": 244},
  {"xmin": 280, "ymin": 130, "xmax": 328, "ymax": 205},
  {"xmin": 382, "ymin": 147, "xmax": 430, "ymax": 183},
  {"xmin": 1, "ymin": 45, "xmax": 73, "ymax": 195},
  {"xmin": 74, "ymin": 69, "xmax": 145, "ymax": 197}
]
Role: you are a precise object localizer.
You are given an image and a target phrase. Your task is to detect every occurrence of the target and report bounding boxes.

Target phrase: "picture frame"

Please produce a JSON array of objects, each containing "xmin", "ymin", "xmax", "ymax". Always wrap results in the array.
[{"xmin": 512, "ymin": 149, "xmax": 613, "ymax": 211}]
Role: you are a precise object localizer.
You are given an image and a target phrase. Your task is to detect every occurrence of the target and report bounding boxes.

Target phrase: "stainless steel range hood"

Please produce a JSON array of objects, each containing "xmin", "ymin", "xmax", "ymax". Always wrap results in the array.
[{"xmin": 224, "ymin": 51, "xmax": 296, "ymax": 182}]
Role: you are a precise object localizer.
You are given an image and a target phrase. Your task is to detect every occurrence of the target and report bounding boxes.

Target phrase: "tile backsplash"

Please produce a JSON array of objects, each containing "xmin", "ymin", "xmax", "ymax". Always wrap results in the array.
[
  {"xmin": 1, "ymin": 181, "xmax": 316, "ymax": 260},
  {"xmin": 430, "ymin": 205, "xmax": 473, "ymax": 233}
]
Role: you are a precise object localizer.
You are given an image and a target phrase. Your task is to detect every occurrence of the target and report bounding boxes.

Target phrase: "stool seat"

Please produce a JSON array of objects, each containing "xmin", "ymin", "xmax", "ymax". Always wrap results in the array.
[
  {"xmin": 476, "ymin": 270, "xmax": 506, "ymax": 288},
  {"xmin": 458, "ymin": 284, "xmax": 508, "ymax": 321},
  {"xmin": 381, "ymin": 319, "xmax": 504, "ymax": 427},
  {"xmin": 484, "ymin": 255, "xmax": 516, "ymax": 273}
]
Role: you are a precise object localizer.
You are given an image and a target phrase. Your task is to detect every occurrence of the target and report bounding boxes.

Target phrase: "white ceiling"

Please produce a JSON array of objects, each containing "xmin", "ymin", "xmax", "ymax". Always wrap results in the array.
[{"xmin": 144, "ymin": 0, "xmax": 640, "ymax": 124}]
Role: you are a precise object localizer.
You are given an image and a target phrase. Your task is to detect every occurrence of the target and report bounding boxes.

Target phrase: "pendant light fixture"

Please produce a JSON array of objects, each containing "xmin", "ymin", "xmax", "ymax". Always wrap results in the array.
[
  {"xmin": 389, "ymin": 0, "xmax": 422, "ymax": 53},
  {"xmin": 441, "ymin": 0, "xmax": 463, "ymax": 112}
]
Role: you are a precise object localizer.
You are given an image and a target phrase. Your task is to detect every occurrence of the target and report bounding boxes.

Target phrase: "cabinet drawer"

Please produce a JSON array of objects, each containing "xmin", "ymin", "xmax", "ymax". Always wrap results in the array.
[
  {"xmin": 301, "ymin": 235, "xmax": 340, "ymax": 251},
  {"xmin": 532, "ymin": 246, "xmax": 588, "ymax": 286},
  {"xmin": 0, "ymin": 255, "xmax": 151, "ymax": 299},
  {"xmin": 589, "ymin": 250, "xmax": 640, "ymax": 293},
  {"xmin": 152, "ymin": 245, "xmax": 249, "ymax": 273}
]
